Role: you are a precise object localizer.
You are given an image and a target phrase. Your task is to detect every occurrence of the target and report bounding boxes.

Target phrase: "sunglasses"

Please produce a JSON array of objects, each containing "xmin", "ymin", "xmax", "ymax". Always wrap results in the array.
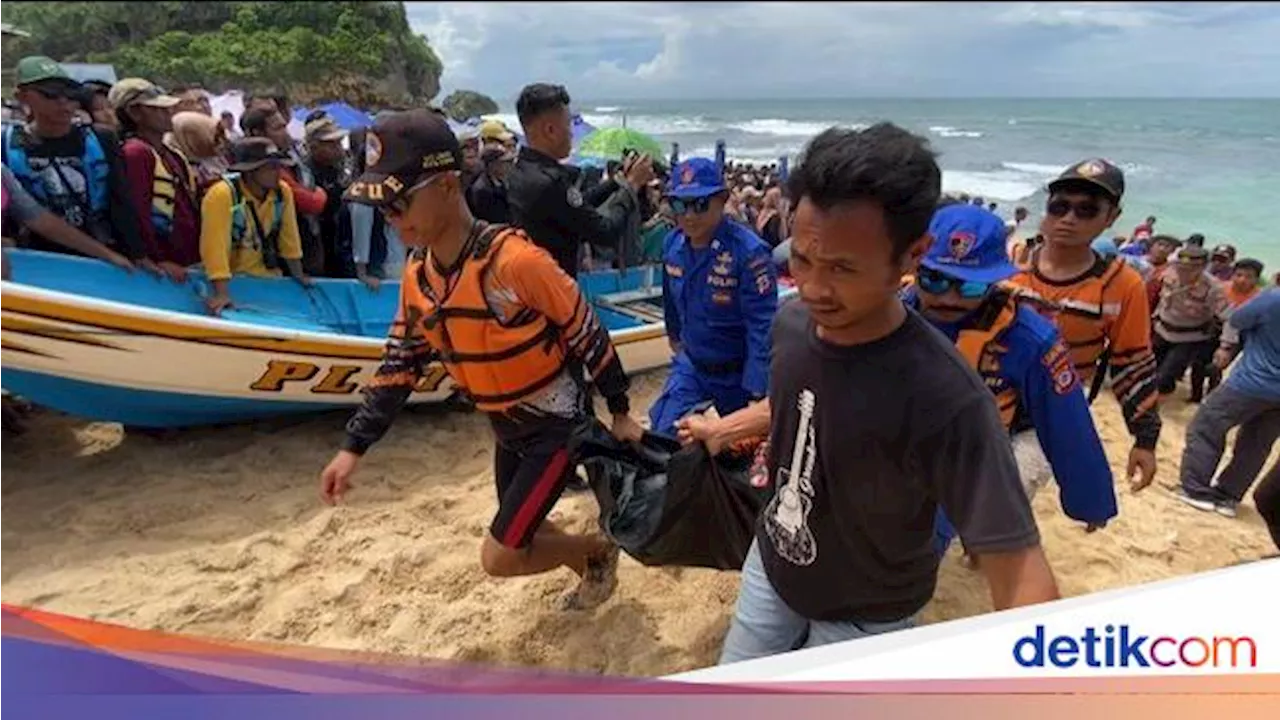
[
  {"xmin": 1046, "ymin": 198, "xmax": 1103, "ymax": 220},
  {"xmin": 669, "ymin": 196, "xmax": 715, "ymax": 215},
  {"xmin": 916, "ymin": 266, "xmax": 993, "ymax": 299},
  {"xmin": 381, "ymin": 173, "xmax": 450, "ymax": 220},
  {"xmin": 30, "ymin": 84, "xmax": 77, "ymax": 101}
]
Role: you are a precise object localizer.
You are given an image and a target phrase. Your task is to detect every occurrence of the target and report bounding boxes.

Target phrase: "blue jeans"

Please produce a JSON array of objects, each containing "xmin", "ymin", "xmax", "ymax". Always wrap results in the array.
[{"xmin": 719, "ymin": 539, "xmax": 917, "ymax": 665}]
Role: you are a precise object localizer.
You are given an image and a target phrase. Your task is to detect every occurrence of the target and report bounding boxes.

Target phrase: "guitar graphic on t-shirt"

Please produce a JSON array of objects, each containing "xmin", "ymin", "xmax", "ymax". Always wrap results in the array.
[{"xmin": 764, "ymin": 389, "xmax": 817, "ymax": 566}]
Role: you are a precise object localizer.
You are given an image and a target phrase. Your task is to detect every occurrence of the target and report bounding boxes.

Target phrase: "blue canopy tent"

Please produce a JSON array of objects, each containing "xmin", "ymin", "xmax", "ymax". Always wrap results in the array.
[{"xmin": 291, "ymin": 102, "xmax": 373, "ymax": 130}]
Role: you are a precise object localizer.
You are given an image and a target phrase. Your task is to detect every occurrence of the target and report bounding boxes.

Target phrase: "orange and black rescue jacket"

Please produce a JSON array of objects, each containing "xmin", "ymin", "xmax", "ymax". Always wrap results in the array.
[{"xmin": 402, "ymin": 226, "xmax": 569, "ymax": 411}]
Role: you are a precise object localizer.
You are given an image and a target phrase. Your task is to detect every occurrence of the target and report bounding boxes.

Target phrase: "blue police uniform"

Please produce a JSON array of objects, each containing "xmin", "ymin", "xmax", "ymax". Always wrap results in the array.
[
  {"xmin": 910, "ymin": 205, "xmax": 1117, "ymax": 554},
  {"xmin": 649, "ymin": 158, "xmax": 778, "ymax": 437}
]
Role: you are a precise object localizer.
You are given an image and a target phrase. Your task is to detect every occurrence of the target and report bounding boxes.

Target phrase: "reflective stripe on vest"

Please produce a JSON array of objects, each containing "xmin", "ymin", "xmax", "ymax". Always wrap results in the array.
[
  {"xmin": 955, "ymin": 296, "xmax": 1019, "ymax": 429},
  {"xmin": 146, "ymin": 139, "xmax": 198, "ymax": 238},
  {"xmin": 402, "ymin": 226, "xmax": 566, "ymax": 412},
  {"xmin": 2, "ymin": 124, "xmax": 109, "ymax": 213}
]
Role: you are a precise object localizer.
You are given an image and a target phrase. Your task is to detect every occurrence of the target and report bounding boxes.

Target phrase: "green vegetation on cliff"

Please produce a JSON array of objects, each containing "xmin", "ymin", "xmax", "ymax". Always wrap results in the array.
[
  {"xmin": 0, "ymin": 1, "xmax": 443, "ymax": 106},
  {"xmin": 441, "ymin": 90, "xmax": 500, "ymax": 123}
]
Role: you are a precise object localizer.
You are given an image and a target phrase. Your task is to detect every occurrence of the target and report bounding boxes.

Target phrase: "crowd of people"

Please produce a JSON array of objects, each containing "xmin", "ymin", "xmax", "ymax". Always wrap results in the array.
[{"xmin": 3, "ymin": 60, "xmax": 1277, "ymax": 667}]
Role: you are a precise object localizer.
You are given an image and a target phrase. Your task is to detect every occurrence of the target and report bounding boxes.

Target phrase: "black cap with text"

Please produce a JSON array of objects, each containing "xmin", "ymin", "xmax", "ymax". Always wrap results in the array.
[
  {"xmin": 1047, "ymin": 158, "xmax": 1125, "ymax": 202},
  {"xmin": 345, "ymin": 108, "xmax": 461, "ymax": 208}
]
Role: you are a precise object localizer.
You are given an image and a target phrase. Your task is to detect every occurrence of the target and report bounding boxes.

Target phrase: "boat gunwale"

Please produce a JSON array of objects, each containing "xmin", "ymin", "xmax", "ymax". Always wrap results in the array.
[{"xmin": 0, "ymin": 280, "xmax": 671, "ymax": 350}]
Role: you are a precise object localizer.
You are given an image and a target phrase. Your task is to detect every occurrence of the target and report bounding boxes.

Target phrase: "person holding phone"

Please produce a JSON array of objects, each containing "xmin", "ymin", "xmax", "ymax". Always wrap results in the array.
[{"xmin": 506, "ymin": 83, "xmax": 653, "ymax": 278}]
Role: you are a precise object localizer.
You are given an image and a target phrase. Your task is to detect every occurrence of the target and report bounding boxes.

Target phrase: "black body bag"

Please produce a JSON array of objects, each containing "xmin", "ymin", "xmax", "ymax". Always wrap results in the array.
[{"xmin": 570, "ymin": 420, "xmax": 772, "ymax": 571}]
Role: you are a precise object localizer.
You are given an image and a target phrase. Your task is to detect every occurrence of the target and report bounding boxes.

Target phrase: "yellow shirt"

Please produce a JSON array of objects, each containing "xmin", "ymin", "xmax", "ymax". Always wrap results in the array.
[{"xmin": 199, "ymin": 178, "xmax": 303, "ymax": 281}]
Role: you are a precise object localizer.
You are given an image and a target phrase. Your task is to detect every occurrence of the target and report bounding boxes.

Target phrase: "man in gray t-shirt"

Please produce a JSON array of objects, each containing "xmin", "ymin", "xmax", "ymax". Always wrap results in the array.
[{"xmin": 678, "ymin": 124, "xmax": 1060, "ymax": 665}]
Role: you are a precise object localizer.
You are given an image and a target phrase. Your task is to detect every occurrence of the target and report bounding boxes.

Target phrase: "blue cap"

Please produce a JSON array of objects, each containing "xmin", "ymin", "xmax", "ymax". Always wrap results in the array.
[
  {"xmin": 1091, "ymin": 235, "xmax": 1119, "ymax": 258},
  {"xmin": 667, "ymin": 157, "xmax": 725, "ymax": 200},
  {"xmin": 921, "ymin": 204, "xmax": 1018, "ymax": 283}
]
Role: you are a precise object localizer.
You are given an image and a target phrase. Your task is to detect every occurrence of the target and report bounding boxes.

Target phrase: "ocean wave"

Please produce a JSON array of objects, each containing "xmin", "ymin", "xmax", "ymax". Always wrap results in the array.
[
  {"xmin": 1001, "ymin": 161, "xmax": 1065, "ymax": 176},
  {"xmin": 727, "ymin": 118, "xmax": 839, "ymax": 138},
  {"xmin": 593, "ymin": 106, "xmax": 622, "ymax": 113},
  {"xmin": 480, "ymin": 112, "xmax": 714, "ymax": 136},
  {"xmin": 929, "ymin": 125, "xmax": 984, "ymax": 139},
  {"xmin": 687, "ymin": 144, "xmax": 798, "ymax": 163},
  {"xmin": 942, "ymin": 169, "xmax": 1041, "ymax": 203}
]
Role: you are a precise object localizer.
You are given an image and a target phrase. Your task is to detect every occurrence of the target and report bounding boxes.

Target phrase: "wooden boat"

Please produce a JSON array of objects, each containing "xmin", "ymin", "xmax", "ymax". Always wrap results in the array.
[{"xmin": 1, "ymin": 249, "xmax": 693, "ymax": 428}]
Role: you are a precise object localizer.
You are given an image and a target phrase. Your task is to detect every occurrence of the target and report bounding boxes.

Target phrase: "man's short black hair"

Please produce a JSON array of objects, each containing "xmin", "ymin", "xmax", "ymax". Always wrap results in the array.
[
  {"xmin": 515, "ymin": 83, "xmax": 570, "ymax": 125},
  {"xmin": 240, "ymin": 105, "xmax": 277, "ymax": 136},
  {"xmin": 786, "ymin": 122, "xmax": 941, "ymax": 260},
  {"xmin": 1234, "ymin": 258, "xmax": 1265, "ymax": 277}
]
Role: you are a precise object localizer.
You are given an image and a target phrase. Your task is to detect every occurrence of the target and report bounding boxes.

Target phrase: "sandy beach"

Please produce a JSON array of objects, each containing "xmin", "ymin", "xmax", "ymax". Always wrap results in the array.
[{"xmin": 2, "ymin": 369, "xmax": 1275, "ymax": 676}]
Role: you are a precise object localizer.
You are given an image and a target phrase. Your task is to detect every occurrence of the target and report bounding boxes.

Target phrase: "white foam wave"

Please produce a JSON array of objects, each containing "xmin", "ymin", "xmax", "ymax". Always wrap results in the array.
[
  {"xmin": 727, "ymin": 118, "xmax": 837, "ymax": 138},
  {"xmin": 479, "ymin": 111, "xmax": 707, "ymax": 135},
  {"xmin": 1001, "ymin": 161, "xmax": 1064, "ymax": 176},
  {"xmin": 593, "ymin": 106, "xmax": 622, "ymax": 113},
  {"xmin": 942, "ymin": 170, "xmax": 1040, "ymax": 202},
  {"xmin": 930, "ymin": 125, "xmax": 984, "ymax": 139},
  {"xmin": 687, "ymin": 144, "xmax": 798, "ymax": 163}
]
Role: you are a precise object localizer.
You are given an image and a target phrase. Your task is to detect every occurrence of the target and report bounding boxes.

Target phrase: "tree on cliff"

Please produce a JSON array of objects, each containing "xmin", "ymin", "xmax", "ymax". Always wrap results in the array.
[
  {"xmin": 440, "ymin": 90, "xmax": 500, "ymax": 123},
  {"xmin": 0, "ymin": 1, "xmax": 444, "ymax": 106}
]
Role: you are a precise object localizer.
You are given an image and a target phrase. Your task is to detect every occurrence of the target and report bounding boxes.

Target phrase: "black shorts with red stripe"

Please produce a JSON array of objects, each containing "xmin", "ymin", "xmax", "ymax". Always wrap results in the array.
[{"xmin": 488, "ymin": 416, "xmax": 583, "ymax": 549}]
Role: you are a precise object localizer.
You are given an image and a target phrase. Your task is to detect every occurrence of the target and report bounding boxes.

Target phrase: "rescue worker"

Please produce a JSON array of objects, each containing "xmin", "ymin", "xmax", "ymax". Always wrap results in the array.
[
  {"xmin": 198, "ymin": 138, "xmax": 310, "ymax": 315},
  {"xmin": 506, "ymin": 82, "xmax": 652, "ymax": 278},
  {"xmin": 649, "ymin": 157, "xmax": 778, "ymax": 437},
  {"xmin": 1225, "ymin": 258, "xmax": 1264, "ymax": 309},
  {"xmin": 906, "ymin": 205, "xmax": 1117, "ymax": 557},
  {"xmin": 1007, "ymin": 159, "xmax": 1162, "ymax": 492},
  {"xmin": 320, "ymin": 109, "xmax": 645, "ymax": 609}
]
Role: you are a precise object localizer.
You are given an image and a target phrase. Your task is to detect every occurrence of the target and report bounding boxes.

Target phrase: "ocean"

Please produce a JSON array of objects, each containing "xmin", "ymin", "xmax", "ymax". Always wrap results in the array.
[{"xmin": 487, "ymin": 99, "xmax": 1280, "ymax": 268}]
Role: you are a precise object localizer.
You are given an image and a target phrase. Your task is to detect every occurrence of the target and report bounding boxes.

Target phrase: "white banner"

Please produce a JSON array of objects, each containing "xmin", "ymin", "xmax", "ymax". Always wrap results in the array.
[{"xmin": 672, "ymin": 558, "xmax": 1279, "ymax": 682}]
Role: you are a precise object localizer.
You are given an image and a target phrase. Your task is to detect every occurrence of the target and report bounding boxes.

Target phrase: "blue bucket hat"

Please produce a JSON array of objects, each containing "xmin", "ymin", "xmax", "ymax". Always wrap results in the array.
[
  {"xmin": 667, "ymin": 157, "xmax": 726, "ymax": 200},
  {"xmin": 921, "ymin": 204, "xmax": 1019, "ymax": 284}
]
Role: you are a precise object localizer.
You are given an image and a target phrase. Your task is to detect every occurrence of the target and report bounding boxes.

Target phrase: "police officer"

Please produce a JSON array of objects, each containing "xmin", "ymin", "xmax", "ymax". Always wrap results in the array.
[
  {"xmin": 506, "ymin": 83, "xmax": 653, "ymax": 277},
  {"xmin": 904, "ymin": 204, "xmax": 1118, "ymax": 555},
  {"xmin": 649, "ymin": 157, "xmax": 778, "ymax": 437}
]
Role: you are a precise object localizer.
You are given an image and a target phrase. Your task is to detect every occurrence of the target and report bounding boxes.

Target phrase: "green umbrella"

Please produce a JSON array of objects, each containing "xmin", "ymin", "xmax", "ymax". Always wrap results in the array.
[{"xmin": 576, "ymin": 127, "xmax": 665, "ymax": 161}]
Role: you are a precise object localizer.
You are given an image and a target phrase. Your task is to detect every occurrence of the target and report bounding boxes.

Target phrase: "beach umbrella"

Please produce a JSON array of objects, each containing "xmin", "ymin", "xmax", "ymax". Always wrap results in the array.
[{"xmin": 576, "ymin": 127, "xmax": 664, "ymax": 161}]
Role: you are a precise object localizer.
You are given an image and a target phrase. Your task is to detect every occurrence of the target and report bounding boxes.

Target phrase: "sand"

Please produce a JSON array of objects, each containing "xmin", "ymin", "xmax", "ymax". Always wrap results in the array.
[{"xmin": 1, "ymin": 370, "xmax": 1275, "ymax": 676}]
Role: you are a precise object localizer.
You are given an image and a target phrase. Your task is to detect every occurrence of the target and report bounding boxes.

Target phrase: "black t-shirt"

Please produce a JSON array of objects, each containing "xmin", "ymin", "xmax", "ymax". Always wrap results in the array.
[
  {"xmin": 757, "ymin": 299, "xmax": 1041, "ymax": 623},
  {"xmin": 4, "ymin": 123, "xmax": 145, "ymax": 259}
]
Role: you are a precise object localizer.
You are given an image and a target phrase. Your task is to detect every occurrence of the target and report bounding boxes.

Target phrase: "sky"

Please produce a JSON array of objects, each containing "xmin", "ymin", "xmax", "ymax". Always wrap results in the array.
[{"xmin": 405, "ymin": 1, "xmax": 1280, "ymax": 103}]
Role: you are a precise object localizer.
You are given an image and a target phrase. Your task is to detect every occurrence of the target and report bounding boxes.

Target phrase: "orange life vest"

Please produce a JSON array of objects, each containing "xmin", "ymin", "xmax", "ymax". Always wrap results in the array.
[
  {"xmin": 954, "ymin": 293, "xmax": 1019, "ymax": 429},
  {"xmin": 401, "ymin": 225, "xmax": 566, "ymax": 412}
]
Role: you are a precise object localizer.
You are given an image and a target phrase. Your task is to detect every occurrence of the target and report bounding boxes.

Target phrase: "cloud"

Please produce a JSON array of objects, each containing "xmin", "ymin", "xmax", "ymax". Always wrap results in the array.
[{"xmin": 406, "ymin": 2, "xmax": 1280, "ymax": 102}]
